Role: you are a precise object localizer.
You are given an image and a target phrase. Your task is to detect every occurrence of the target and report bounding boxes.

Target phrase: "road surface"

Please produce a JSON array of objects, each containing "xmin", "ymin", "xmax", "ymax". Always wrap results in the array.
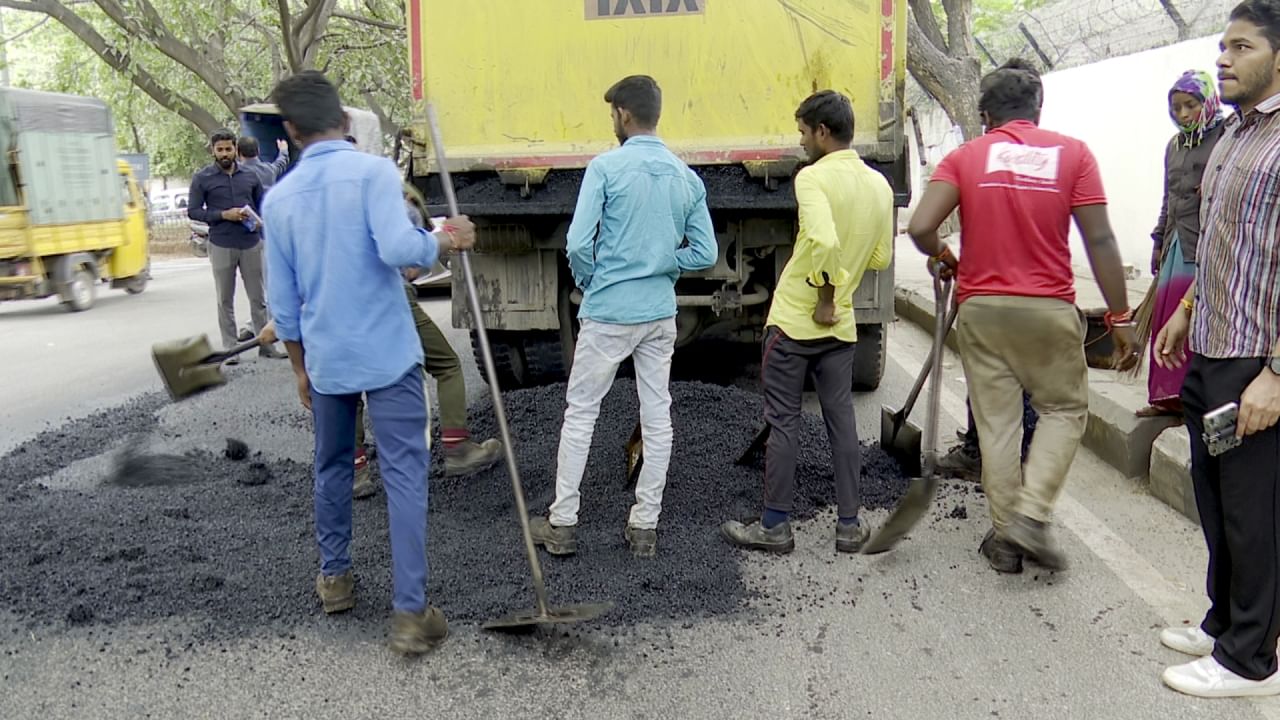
[{"xmin": 0, "ymin": 258, "xmax": 1265, "ymax": 719}]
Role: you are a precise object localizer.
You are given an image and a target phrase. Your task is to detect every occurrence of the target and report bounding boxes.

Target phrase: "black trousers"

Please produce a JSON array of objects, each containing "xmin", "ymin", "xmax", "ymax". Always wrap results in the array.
[
  {"xmin": 1182, "ymin": 354, "xmax": 1280, "ymax": 680},
  {"xmin": 761, "ymin": 327, "xmax": 861, "ymax": 519},
  {"xmin": 963, "ymin": 394, "xmax": 1038, "ymax": 458}
]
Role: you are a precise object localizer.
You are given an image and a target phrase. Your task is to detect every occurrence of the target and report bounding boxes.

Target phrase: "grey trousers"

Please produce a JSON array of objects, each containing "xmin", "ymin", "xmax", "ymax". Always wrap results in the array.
[
  {"xmin": 209, "ymin": 243, "xmax": 269, "ymax": 350},
  {"xmin": 761, "ymin": 326, "xmax": 861, "ymax": 519}
]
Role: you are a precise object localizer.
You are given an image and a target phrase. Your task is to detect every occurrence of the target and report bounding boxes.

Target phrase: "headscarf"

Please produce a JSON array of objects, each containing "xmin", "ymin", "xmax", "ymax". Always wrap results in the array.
[{"xmin": 1169, "ymin": 70, "xmax": 1223, "ymax": 147}]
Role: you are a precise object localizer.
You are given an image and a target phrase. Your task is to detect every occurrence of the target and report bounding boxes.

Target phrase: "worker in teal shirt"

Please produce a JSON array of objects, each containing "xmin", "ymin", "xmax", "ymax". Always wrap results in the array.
[
  {"xmin": 262, "ymin": 71, "xmax": 475, "ymax": 656},
  {"xmin": 530, "ymin": 75, "xmax": 717, "ymax": 559}
]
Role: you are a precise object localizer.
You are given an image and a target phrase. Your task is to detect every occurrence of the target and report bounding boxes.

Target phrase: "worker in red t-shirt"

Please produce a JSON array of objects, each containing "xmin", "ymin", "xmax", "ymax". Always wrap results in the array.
[{"xmin": 906, "ymin": 58, "xmax": 1140, "ymax": 574}]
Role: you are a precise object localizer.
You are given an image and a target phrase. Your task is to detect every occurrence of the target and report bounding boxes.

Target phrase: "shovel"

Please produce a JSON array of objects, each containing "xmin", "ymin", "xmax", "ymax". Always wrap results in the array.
[
  {"xmin": 424, "ymin": 105, "xmax": 611, "ymax": 632},
  {"xmin": 151, "ymin": 334, "xmax": 261, "ymax": 401},
  {"xmin": 862, "ymin": 275, "xmax": 953, "ymax": 555},
  {"xmin": 880, "ymin": 299, "xmax": 959, "ymax": 476}
]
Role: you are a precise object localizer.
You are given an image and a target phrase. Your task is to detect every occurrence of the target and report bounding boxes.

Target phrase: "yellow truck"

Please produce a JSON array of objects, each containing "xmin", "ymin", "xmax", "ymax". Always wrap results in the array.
[
  {"xmin": 0, "ymin": 89, "xmax": 150, "ymax": 312},
  {"xmin": 407, "ymin": 0, "xmax": 907, "ymax": 389}
]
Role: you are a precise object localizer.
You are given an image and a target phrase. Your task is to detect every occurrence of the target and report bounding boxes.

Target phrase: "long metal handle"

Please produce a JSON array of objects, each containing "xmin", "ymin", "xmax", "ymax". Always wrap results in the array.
[
  {"xmin": 898, "ymin": 301, "xmax": 959, "ymax": 420},
  {"xmin": 425, "ymin": 104, "xmax": 550, "ymax": 616},
  {"xmin": 921, "ymin": 275, "xmax": 953, "ymax": 477}
]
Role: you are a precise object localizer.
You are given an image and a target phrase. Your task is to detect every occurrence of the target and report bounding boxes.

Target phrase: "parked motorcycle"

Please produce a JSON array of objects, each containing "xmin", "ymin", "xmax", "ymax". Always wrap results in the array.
[{"xmin": 190, "ymin": 220, "xmax": 209, "ymax": 258}]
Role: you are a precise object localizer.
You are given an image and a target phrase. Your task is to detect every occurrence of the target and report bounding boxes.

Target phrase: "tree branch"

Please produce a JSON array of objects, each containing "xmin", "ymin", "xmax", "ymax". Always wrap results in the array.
[
  {"xmin": 0, "ymin": 0, "xmax": 223, "ymax": 134},
  {"xmin": 908, "ymin": 0, "xmax": 947, "ymax": 54},
  {"xmin": 940, "ymin": 0, "xmax": 976, "ymax": 60},
  {"xmin": 275, "ymin": 0, "xmax": 304, "ymax": 73},
  {"xmin": 1158, "ymin": 0, "xmax": 1190, "ymax": 41},
  {"xmin": 91, "ymin": 0, "xmax": 245, "ymax": 116},
  {"xmin": 333, "ymin": 10, "xmax": 401, "ymax": 31},
  {"xmin": 362, "ymin": 90, "xmax": 399, "ymax": 138},
  {"xmin": 907, "ymin": 8, "xmax": 982, "ymax": 141}
]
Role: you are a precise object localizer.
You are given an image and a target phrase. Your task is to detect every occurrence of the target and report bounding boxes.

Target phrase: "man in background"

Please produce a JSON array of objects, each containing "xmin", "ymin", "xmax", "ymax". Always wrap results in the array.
[
  {"xmin": 188, "ymin": 128, "xmax": 286, "ymax": 362},
  {"xmin": 238, "ymin": 136, "xmax": 291, "ymax": 190}
]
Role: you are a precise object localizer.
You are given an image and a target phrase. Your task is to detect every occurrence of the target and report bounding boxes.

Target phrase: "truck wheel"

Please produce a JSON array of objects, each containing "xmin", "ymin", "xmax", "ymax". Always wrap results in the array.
[
  {"xmin": 472, "ymin": 330, "xmax": 526, "ymax": 389},
  {"xmin": 852, "ymin": 323, "xmax": 886, "ymax": 391},
  {"xmin": 123, "ymin": 267, "xmax": 149, "ymax": 295},
  {"xmin": 64, "ymin": 268, "xmax": 96, "ymax": 312},
  {"xmin": 524, "ymin": 333, "xmax": 568, "ymax": 385}
]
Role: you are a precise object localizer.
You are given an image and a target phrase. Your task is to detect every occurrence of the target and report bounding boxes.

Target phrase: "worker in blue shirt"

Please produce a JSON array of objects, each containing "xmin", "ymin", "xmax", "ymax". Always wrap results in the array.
[
  {"xmin": 261, "ymin": 71, "xmax": 475, "ymax": 656},
  {"xmin": 529, "ymin": 75, "xmax": 717, "ymax": 559}
]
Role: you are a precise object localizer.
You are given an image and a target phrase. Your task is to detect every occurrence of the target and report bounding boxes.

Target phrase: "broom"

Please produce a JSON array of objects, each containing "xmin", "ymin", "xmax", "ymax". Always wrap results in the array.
[{"xmin": 1123, "ymin": 244, "xmax": 1164, "ymax": 380}]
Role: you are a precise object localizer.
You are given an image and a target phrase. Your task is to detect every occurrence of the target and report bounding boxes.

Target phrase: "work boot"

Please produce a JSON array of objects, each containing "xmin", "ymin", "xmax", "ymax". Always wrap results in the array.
[
  {"xmin": 259, "ymin": 344, "xmax": 288, "ymax": 360},
  {"xmin": 979, "ymin": 528, "xmax": 1023, "ymax": 574},
  {"xmin": 353, "ymin": 449, "xmax": 377, "ymax": 500},
  {"xmin": 935, "ymin": 444, "xmax": 981, "ymax": 481},
  {"xmin": 388, "ymin": 607, "xmax": 448, "ymax": 655},
  {"xmin": 835, "ymin": 520, "xmax": 871, "ymax": 554},
  {"xmin": 315, "ymin": 571, "xmax": 355, "ymax": 614},
  {"xmin": 444, "ymin": 438, "xmax": 503, "ymax": 478},
  {"xmin": 720, "ymin": 519, "xmax": 795, "ymax": 554},
  {"xmin": 1004, "ymin": 513, "xmax": 1067, "ymax": 571},
  {"xmin": 624, "ymin": 525, "xmax": 657, "ymax": 558},
  {"xmin": 530, "ymin": 516, "xmax": 577, "ymax": 556}
]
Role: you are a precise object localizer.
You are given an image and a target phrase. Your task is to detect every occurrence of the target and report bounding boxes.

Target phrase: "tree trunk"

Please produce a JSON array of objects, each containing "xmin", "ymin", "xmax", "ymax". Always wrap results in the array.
[{"xmin": 906, "ymin": 7, "xmax": 982, "ymax": 141}]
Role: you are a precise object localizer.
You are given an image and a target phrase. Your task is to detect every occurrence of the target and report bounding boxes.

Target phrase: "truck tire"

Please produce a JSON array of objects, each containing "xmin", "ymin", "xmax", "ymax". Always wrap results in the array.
[
  {"xmin": 524, "ymin": 333, "xmax": 568, "ymax": 385},
  {"xmin": 852, "ymin": 323, "xmax": 886, "ymax": 391},
  {"xmin": 123, "ymin": 266, "xmax": 149, "ymax": 295},
  {"xmin": 472, "ymin": 330, "xmax": 526, "ymax": 389},
  {"xmin": 64, "ymin": 267, "xmax": 96, "ymax": 312}
]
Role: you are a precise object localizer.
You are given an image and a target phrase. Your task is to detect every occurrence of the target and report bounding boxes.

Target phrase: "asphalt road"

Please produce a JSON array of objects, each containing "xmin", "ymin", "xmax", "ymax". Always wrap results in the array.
[{"xmin": 0, "ymin": 258, "xmax": 1266, "ymax": 720}]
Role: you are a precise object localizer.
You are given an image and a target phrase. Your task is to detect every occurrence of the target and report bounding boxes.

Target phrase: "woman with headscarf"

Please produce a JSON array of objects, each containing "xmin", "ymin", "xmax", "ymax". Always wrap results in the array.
[{"xmin": 1136, "ymin": 70, "xmax": 1225, "ymax": 417}]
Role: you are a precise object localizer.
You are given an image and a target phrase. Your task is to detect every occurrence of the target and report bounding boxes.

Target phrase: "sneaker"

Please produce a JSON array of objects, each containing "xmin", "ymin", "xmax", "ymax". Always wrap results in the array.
[
  {"xmin": 444, "ymin": 438, "xmax": 503, "ymax": 478},
  {"xmin": 259, "ymin": 345, "xmax": 288, "ymax": 360},
  {"xmin": 315, "ymin": 571, "xmax": 355, "ymax": 614},
  {"xmin": 624, "ymin": 525, "xmax": 657, "ymax": 558},
  {"xmin": 237, "ymin": 326, "xmax": 255, "ymax": 342},
  {"xmin": 530, "ymin": 516, "xmax": 577, "ymax": 556},
  {"xmin": 979, "ymin": 528, "xmax": 1023, "ymax": 574},
  {"xmin": 935, "ymin": 444, "xmax": 981, "ymax": 480},
  {"xmin": 1160, "ymin": 626, "xmax": 1215, "ymax": 657},
  {"xmin": 835, "ymin": 520, "xmax": 870, "ymax": 553},
  {"xmin": 1162, "ymin": 656, "xmax": 1280, "ymax": 698},
  {"xmin": 388, "ymin": 607, "xmax": 448, "ymax": 655},
  {"xmin": 1004, "ymin": 513, "xmax": 1067, "ymax": 571},
  {"xmin": 720, "ymin": 519, "xmax": 795, "ymax": 554},
  {"xmin": 353, "ymin": 450, "xmax": 377, "ymax": 500}
]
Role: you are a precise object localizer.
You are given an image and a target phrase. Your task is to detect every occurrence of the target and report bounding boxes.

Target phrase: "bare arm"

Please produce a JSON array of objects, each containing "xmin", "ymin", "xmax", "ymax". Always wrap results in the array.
[
  {"xmin": 907, "ymin": 181, "xmax": 960, "ymax": 257},
  {"xmin": 1071, "ymin": 204, "xmax": 1131, "ymax": 315}
]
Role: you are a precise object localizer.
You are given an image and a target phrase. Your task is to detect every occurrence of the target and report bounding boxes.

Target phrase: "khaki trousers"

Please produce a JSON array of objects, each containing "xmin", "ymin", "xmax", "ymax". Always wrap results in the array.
[{"xmin": 956, "ymin": 296, "xmax": 1088, "ymax": 532}]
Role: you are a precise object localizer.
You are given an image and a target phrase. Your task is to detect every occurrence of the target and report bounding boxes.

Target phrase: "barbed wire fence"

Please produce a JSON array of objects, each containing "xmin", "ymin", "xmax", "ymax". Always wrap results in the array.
[{"xmin": 909, "ymin": 0, "xmax": 1236, "ymax": 111}]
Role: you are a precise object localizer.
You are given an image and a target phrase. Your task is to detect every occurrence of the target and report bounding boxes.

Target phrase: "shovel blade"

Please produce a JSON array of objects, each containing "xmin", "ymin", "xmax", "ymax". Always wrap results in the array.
[
  {"xmin": 879, "ymin": 405, "xmax": 923, "ymax": 477},
  {"xmin": 861, "ymin": 474, "xmax": 940, "ymax": 555},
  {"xmin": 152, "ymin": 334, "xmax": 226, "ymax": 401},
  {"xmin": 625, "ymin": 422, "xmax": 643, "ymax": 487},
  {"xmin": 735, "ymin": 425, "xmax": 771, "ymax": 466},
  {"xmin": 482, "ymin": 602, "xmax": 614, "ymax": 632}
]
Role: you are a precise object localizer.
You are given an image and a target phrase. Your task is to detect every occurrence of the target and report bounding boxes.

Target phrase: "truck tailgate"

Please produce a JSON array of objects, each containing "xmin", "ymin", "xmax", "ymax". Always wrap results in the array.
[{"xmin": 409, "ymin": 0, "xmax": 905, "ymax": 172}]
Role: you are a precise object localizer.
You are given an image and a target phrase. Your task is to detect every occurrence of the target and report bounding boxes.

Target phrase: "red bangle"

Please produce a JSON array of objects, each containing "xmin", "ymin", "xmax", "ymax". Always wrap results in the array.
[{"xmin": 1104, "ymin": 309, "xmax": 1133, "ymax": 329}]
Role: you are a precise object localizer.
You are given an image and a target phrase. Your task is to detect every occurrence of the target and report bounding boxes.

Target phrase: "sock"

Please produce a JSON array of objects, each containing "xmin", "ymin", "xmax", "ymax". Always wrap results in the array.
[
  {"xmin": 762, "ymin": 508, "xmax": 789, "ymax": 529},
  {"xmin": 838, "ymin": 516, "xmax": 860, "ymax": 527},
  {"xmin": 442, "ymin": 429, "xmax": 469, "ymax": 450}
]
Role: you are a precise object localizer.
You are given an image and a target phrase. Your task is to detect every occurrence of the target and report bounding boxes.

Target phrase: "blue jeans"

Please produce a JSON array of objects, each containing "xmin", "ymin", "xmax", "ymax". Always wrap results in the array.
[{"xmin": 311, "ymin": 366, "xmax": 430, "ymax": 613}]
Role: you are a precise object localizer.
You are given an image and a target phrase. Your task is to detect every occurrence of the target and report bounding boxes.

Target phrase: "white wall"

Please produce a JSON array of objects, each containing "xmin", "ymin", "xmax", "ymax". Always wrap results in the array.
[
  {"xmin": 1038, "ymin": 35, "xmax": 1224, "ymax": 274},
  {"xmin": 907, "ymin": 34, "xmax": 1226, "ymax": 277}
]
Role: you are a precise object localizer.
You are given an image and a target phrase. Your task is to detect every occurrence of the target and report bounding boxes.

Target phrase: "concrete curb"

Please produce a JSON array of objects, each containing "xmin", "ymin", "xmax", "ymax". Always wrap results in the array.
[{"xmin": 893, "ymin": 286, "xmax": 1198, "ymax": 523}]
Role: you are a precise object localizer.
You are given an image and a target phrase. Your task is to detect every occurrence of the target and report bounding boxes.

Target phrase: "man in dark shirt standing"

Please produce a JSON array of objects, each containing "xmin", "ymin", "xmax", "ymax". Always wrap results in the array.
[{"xmin": 189, "ymin": 128, "xmax": 286, "ymax": 361}]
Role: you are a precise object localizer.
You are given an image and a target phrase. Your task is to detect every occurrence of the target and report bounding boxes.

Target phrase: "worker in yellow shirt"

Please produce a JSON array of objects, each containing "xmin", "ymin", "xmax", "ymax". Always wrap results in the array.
[{"xmin": 721, "ymin": 90, "xmax": 893, "ymax": 554}]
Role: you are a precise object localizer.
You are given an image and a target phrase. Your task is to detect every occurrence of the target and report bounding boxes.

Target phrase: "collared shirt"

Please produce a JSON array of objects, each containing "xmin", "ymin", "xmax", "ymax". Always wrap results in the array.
[
  {"xmin": 931, "ymin": 120, "xmax": 1107, "ymax": 305},
  {"xmin": 1192, "ymin": 93, "xmax": 1280, "ymax": 359},
  {"xmin": 240, "ymin": 148, "xmax": 290, "ymax": 190},
  {"xmin": 566, "ymin": 135, "xmax": 717, "ymax": 325},
  {"xmin": 767, "ymin": 149, "xmax": 893, "ymax": 343},
  {"xmin": 262, "ymin": 140, "xmax": 441, "ymax": 395},
  {"xmin": 188, "ymin": 163, "xmax": 264, "ymax": 250}
]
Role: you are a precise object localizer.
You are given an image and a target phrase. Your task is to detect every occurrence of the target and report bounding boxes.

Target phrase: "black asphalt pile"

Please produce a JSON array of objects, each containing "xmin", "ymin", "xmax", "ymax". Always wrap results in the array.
[{"xmin": 0, "ymin": 380, "xmax": 908, "ymax": 640}]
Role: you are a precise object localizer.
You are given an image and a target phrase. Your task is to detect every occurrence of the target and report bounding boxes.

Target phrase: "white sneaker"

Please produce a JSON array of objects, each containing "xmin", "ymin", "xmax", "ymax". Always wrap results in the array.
[
  {"xmin": 1162, "ymin": 656, "xmax": 1280, "ymax": 698},
  {"xmin": 1160, "ymin": 626, "xmax": 1215, "ymax": 656}
]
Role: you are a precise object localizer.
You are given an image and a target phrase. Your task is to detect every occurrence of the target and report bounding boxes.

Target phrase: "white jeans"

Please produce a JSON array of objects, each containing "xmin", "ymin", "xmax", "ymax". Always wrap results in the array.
[{"xmin": 549, "ymin": 317, "xmax": 676, "ymax": 530}]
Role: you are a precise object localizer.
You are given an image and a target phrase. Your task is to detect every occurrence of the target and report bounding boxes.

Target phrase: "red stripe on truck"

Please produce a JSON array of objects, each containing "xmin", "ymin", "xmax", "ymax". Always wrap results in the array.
[
  {"xmin": 881, "ymin": 0, "xmax": 893, "ymax": 82},
  {"xmin": 410, "ymin": 0, "xmax": 424, "ymax": 100}
]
